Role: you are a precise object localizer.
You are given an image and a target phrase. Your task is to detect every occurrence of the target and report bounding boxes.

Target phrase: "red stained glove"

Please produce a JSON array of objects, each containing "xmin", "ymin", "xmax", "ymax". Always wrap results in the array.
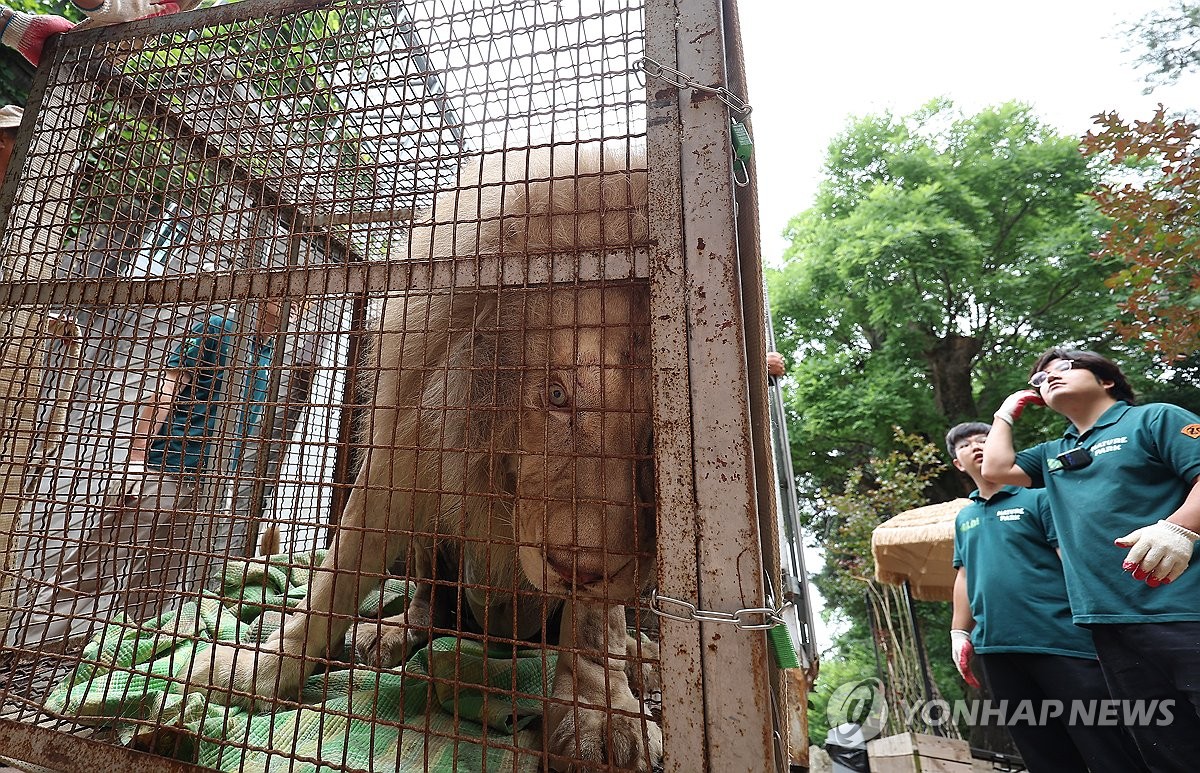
[
  {"xmin": 994, "ymin": 390, "xmax": 1045, "ymax": 426},
  {"xmin": 0, "ymin": 9, "xmax": 74, "ymax": 66},
  {"xmin": 950, "ymin": 629, "xmax": 980, "ymax": 689},
  {"xmin": 1116, "ymin": 520, "xmax": 1200, "ymax": 587},
  {"xmin": 71, "ymin": 0, "xmax": 183, "ymax": 31}
]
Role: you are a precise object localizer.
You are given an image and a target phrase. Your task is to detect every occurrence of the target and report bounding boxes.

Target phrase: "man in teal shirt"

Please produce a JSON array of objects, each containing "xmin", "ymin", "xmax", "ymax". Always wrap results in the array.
[
  {"xmin": 983, "ymin": 348, "xmax": 1200, "ymax": 771},
  {"xmin": 948, "ymin": 421, "xmax": 1142, "ymax": 772},
  {"xmin": 9, "ymin": 301, "xmax": 287, "ymax": 648}
]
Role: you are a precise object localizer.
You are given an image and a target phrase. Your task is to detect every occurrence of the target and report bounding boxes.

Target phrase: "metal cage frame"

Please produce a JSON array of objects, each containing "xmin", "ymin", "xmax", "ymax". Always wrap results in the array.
[{"xmin": 0, "ymin": 0, "xmax": 789, "ymax": 770}]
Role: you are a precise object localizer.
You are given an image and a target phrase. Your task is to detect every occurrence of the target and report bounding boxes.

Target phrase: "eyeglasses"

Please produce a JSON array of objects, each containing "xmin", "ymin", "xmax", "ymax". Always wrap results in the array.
[
  {"xmin": 954, "ymin": 436, "xmax": 987, "ymax": 452},
  {"xmin": 1029, "ymin": 359, "xmax": 1074, "ymax": 388}
]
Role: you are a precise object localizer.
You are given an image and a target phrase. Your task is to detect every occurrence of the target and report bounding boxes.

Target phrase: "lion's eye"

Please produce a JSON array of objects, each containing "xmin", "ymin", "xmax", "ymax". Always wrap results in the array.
[{"xmin": 548, "ymin": 383, "xmax": 570, "ymax": 408}]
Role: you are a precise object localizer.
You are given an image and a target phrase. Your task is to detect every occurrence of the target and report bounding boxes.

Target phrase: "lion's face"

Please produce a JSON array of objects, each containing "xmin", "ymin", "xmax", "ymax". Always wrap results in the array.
[{"xmin": 513, "ymin": 285, "xmax": 653, "ymax": 601}]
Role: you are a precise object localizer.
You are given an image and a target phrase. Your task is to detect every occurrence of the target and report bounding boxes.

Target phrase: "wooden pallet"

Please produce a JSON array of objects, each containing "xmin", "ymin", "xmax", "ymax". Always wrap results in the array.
[{"xmin": 868, "ymin": 732, "xmax": 974, "ymax": 773}]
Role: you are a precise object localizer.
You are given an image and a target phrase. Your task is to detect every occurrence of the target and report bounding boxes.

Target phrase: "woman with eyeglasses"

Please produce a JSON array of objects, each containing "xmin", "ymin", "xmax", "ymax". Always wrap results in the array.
[{"xmin": 981, "ymin": 347, "xmax": 1200, "ymax": 771}]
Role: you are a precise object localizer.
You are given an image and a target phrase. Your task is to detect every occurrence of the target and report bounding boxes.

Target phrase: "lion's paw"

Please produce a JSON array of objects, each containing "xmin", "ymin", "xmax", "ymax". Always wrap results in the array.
[
  {"xmin": 351, "ymin": 612, "xmax": 430, "ymax": 669},
  {"xmin": 546, "ymin": 699, "xmax": 663, "ymax": 772},
  {"xmin": 180, "ymin": 641, "xmax": 309, "ymax": 713},
  {"xmin": 625, "ymin": 636, "xmax": 661, "ymax": 698}
]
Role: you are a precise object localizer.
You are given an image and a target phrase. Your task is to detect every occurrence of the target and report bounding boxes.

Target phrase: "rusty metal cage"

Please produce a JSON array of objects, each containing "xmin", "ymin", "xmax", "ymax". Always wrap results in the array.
[{"xmin": 0, "ymin": 0, "xmax": 787, "ymax": 770}]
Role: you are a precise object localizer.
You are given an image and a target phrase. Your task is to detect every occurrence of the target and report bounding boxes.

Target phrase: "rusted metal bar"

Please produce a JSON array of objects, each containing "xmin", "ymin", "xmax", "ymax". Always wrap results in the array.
[
  {"xmin": 0, "ymin": 719, "xmax": 208, "ymax": 773},
  {"xmin": 645, "ymin": 0, "xmax": 710, "ymax": 771},
  {"xmin": 721, "ymin": 0, "xmax": 793, "ymax": 766},
  {"xmin": 672, "ymin": 0, "xmax": 780, "ymax": 768},
  {"xmin": 0, "ymin": 249, "xmax": 651, "ymax": 309}
]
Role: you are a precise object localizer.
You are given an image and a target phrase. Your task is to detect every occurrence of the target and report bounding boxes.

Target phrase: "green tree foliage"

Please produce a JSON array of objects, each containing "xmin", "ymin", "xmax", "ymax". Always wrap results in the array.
[
  {"xmin": 807, "ymin": 430, "xmax": 964, "ymax": 743},
  {"xmin": 768, "ymin": 100, "xmax": 1120, "ymax": 505},
  {"xmin": 814, "ymin": 429, "xmax": 941, "ymax": 616},
  {"xmin": 768, "ymin": 102, "xmax": 1148, "ymax": 744},
  {"xmin": 1083, "ymin": 107, "xmax": 1200, "ymax": 363},
  {"xmin": 806, "ymin": 639, "xmax": 881, "ymax": 746},
  {"xmin": 1126, "ymin": 1, "xmax": 1200, "ymax": 90}
]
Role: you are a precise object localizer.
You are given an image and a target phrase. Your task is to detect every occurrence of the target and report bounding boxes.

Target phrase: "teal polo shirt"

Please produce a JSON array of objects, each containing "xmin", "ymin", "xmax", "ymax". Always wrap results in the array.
[
  {"xmin": 148, "ymin": 315, "xmax": 236, "ymax": 475},
  {"xmin": 148, "ymin": 315, "xmax": 278, "ymax": 475},
  {"xmin": 953, "ymin": 486, "xmax": 1095, "ymax": 658},
  {"xmin": 230, "ymin": 337, "xmax": 278, "ymax": 466},
  {"xmin": 1015, "ymin": 401, "xmax": 1200, "ymax": 625}
]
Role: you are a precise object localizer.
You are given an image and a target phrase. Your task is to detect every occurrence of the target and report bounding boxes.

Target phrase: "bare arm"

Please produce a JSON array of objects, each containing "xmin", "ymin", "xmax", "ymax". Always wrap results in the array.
[
  {"xmin": 980, "ymin": 417, "xmax": 1032, "ymax": 486},
  {"xmin": 1165, "ymin": 474, "xmax": 1200, "ymax": 533},
  {"xmin": 127, "ymin": 369, "xmax": 189, "ymax": 464},
  {"xmin": 766, "ymin": 351, "xmax": 785, "ymax": 379},
  {"xmin": 951, "ymin": 566, "xmax": 974, "ymax": 632}
]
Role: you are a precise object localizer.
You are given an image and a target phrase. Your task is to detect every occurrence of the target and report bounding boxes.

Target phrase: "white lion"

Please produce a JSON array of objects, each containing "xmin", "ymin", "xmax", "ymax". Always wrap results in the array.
[{"xmin": 185, "ymin": 142, "xmax": 661, "ymax": 771}]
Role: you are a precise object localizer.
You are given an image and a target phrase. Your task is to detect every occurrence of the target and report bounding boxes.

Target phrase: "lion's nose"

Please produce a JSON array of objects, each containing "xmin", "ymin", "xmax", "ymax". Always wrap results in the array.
[{"xmin": 545, "ymin": 550, "xmax": 604, "ymax": 587}]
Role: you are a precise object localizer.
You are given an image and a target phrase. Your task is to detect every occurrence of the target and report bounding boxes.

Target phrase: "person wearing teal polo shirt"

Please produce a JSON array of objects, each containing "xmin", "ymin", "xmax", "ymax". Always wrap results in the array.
[
  {"xmin": 8, "ymin": 300, "xmax": 287, "ymax": 648},
  {"xmin": 983, "ymin": 348, "xmax": 1200, "ymax": 771},
  {"xmin": 948, "ymin": 421, "xmax": 1143, "ymax": 772}
]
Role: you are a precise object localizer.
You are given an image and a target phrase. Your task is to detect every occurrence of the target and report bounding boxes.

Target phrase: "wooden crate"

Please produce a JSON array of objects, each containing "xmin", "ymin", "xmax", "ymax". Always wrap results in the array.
[{"xmin": 867, "ymin": 733, "xmax": 973, "ymax": 773}]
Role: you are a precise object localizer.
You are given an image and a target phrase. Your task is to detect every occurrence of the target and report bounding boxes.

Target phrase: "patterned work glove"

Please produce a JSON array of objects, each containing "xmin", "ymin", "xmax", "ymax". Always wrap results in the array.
[
  {"xmin": 993, "ymin": 390, "xmax": 1045, "ymax": 426},
  {"xmin": 950, "ymin": 629, "xmax": 980, "ymax": 689},
  {"xmin": 0, "ymin": 8, "xmax": 74, "ymax": 66},
  {"xmin": 1115, "ymin": 520, "xmax": 1200, "ymax": 587},
  {"xmin": 71, "ymin": 0, "xmax": 182, "ymax": 31}
]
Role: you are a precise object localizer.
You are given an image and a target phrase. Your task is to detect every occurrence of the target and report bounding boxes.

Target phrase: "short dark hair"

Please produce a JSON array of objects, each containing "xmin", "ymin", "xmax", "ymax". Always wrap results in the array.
[
  {"xmin": 946, "ymin": 421, "xmax": 991, "ymax": 457},
  {"xmin": 1029, "ymin": 348, "xmax": 1136, "ymax": 405}
]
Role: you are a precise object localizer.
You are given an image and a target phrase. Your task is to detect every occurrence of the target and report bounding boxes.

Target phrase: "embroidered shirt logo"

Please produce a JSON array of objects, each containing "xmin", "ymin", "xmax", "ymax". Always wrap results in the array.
[
  {"xmin": 959, "ymin": 517, "xmax": 980, "ymax": 533},
  {"xmin": 1092, "ymin": 437, "xmax": 1127, "ymax": 456},
  {"xmin": 1182, "ymin": 424, "xmax": 1200, "ymax": 439},
  {"xmin": 996, "ymin": 508, "xmax": 1023, "ymax": 522}
]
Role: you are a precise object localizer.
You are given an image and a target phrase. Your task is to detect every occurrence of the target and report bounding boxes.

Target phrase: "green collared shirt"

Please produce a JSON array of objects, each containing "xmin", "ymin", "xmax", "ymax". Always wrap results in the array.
[
  {"xmin": 1015, "ymin": 401, "xmax": 1200, "ymax": 625},
  {"xmin": 953, "ymin": 486, "xmax": 1095, "ymax": 657}
]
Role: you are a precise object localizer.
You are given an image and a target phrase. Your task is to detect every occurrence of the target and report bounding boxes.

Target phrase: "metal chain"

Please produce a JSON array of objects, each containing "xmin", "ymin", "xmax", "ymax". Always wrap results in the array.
[
  {"xmin": 649, "ymin": 589, "xmax": 790, "ymax": 631},
  {"xmin": 637, "ymin": 57, "xmax": 752, "ymax": 117}
]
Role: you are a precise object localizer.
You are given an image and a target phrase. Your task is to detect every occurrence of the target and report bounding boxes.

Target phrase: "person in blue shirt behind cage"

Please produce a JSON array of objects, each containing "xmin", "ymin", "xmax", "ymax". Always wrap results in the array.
[{"xmin": 8, "ymin": 299, "xmax": 295, "ymax": 650}]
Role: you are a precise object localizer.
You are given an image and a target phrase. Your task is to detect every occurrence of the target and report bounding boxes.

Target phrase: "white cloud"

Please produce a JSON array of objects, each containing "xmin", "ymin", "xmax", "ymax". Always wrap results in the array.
[{"xmin": 742, "ymin": 0, "xmax": 1194, "ymax": 264}]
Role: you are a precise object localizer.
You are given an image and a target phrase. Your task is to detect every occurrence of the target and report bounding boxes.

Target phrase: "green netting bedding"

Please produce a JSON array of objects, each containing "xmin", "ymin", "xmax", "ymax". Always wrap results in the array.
[{"xmin": 44, "ymin": 552, "xmax": 554, "ymax": 772}]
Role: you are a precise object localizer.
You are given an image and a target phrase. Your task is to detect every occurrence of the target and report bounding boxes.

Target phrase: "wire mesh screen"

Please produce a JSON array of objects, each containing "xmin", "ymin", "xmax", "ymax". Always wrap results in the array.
[{"xmin": 0, "ymin": 0, "xmax": 666, "ymax": 770}]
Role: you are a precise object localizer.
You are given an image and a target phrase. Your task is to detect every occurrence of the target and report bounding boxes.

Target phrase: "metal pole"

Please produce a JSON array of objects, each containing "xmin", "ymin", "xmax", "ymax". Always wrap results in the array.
[
  {"xmin": 903, "ymin": 580, "xmax": 942, "ymax": 736},
  {"xmin": 764, "ymin": 294, "xmax": 818, "ymax": 670}
]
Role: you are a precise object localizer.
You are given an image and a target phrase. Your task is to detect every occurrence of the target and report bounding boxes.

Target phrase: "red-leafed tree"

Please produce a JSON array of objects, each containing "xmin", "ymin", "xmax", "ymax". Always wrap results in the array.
[{"xmin": 1082, "ymin": 106, "xmax": 1200, "ymax": 361}]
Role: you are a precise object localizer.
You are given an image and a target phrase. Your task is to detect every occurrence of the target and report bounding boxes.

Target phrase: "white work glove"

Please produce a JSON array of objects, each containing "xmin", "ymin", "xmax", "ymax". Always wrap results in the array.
[
  {"xmin": 1115, "ymin": 520, "xmax": 1200, "ymax": 587},
  {"xmin": 103, "ymin": 460, "xmax": 148, "ymax": 508},
  {"xmin": 993, "ymin": 390, "xmax": 1045, "ymax": 426},
  {"xmin": 950, "ymin": 629, "xmax": 980, "ymax": 689},
  {"xmin": 71, "ymin": 0, "xmax": 183, "ymax": 31},
  {"xmin": 0, "ymin": 9, "xmax": 75, "ymax": 66}
]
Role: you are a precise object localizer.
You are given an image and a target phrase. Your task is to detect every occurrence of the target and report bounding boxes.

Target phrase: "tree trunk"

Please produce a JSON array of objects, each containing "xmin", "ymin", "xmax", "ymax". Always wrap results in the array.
[{"xmin": 924, "ymin": 334, "xmax": 982, "ymax": 424}]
